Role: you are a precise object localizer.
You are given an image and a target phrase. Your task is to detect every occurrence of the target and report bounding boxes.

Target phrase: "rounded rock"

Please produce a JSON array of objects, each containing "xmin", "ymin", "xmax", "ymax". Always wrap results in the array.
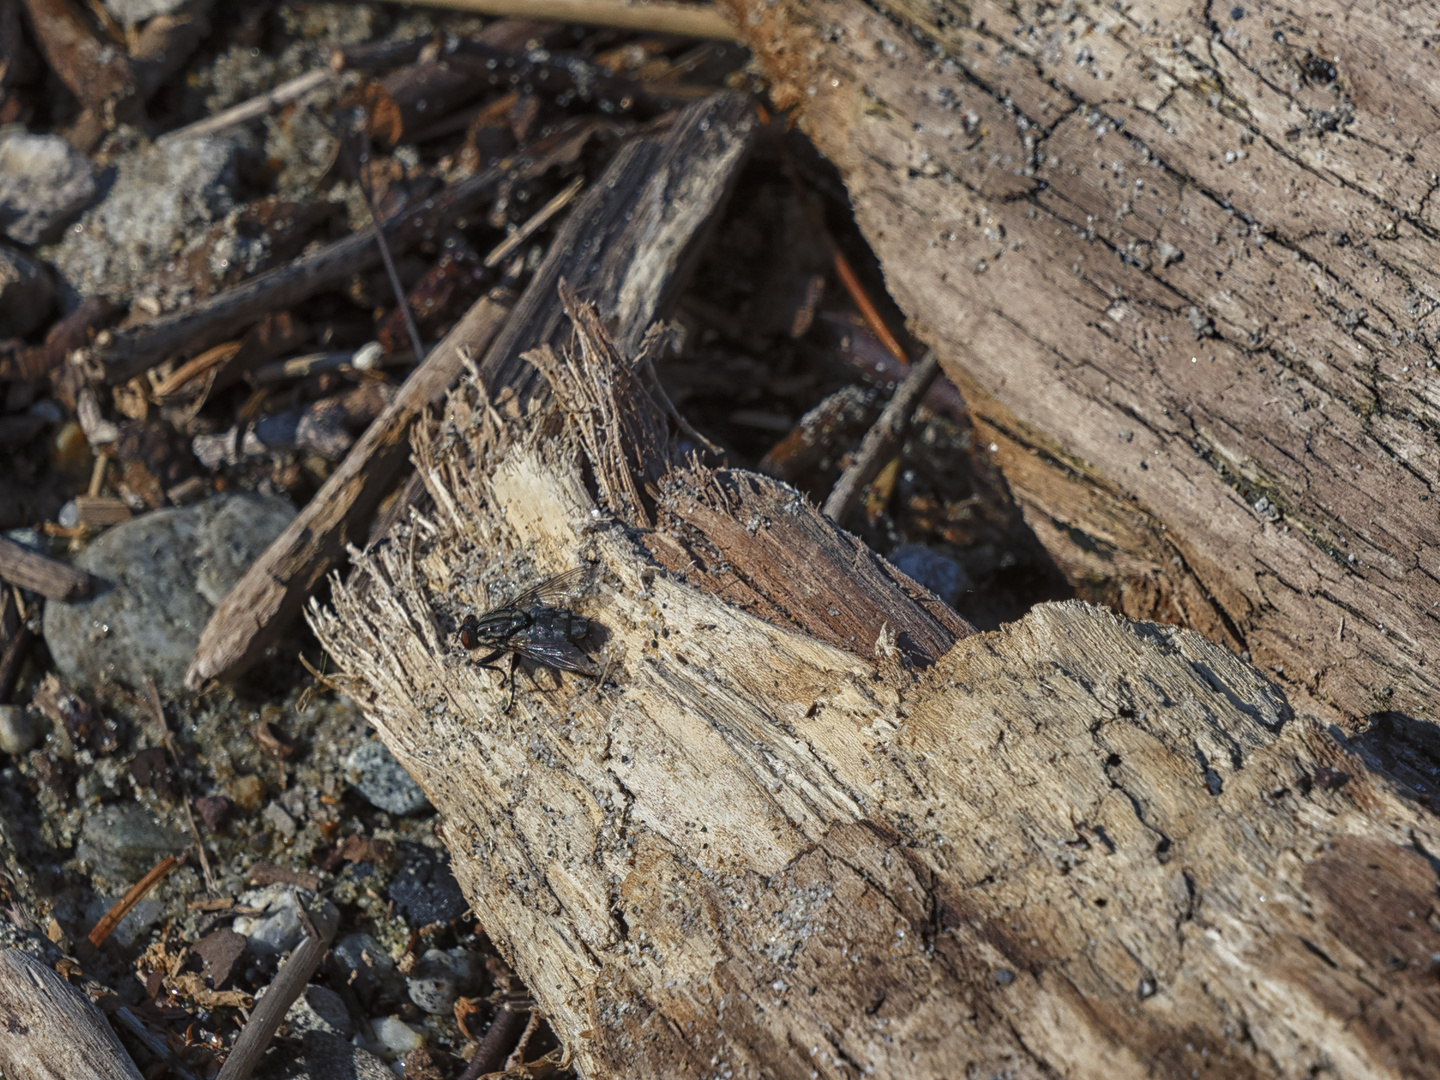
[
  {"xmin": 405, "ymin": 948, "xmax": 475, "ymax": 1016},
  {"xmin": 0, "ymin": 704, "xmax": 41, "ymax": 755},
  {"xmin": 42, "ymin": 494, "xmax": 293, "ymax": 693},
  {"xmin": 344, "ymin": 739, "xmax": 430, "ymax": 817},
  {"xmin": 76, "ymin": 804, "xmax": 186, "ymax": 881}
]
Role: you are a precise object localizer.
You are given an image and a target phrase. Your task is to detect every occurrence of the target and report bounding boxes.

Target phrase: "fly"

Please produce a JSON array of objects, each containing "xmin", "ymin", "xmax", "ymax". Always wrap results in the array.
[{"xmin": 457, "ymin": 565, "xmax": 599, "ymax": 711}]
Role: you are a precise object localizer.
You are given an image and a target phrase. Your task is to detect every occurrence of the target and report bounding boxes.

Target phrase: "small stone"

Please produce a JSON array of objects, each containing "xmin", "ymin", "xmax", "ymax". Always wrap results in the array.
[
  {"xmin": 102, "ymin": 0, "xmax": 193, "ymax": 27},
  {"xmin": 328, "ymin": 932, "xmax": 404, "ymax": 1006},
  {"xmin": 303, "ymin": 1031, "xmax": 391, "ymax": 1080},
  {"xmin": 76, "ymin": 804, "xmax": 185, "ymax": 881},
  {"xmin": 371, "ymin": 1015, "xmax": 426, "ymax": 1055},
  {"xmin": 194, "ymin": 794, "xmax": 231, "ymax": 830},
  {"xmin": 0, "ymin": 246, "xmax": 53, "ymax": 338},
  {"xmin": 0, "ymin": 704, "xmax": 41, "ymax": 755},
  {"xmin": 232, "ymin": 885, "xmax": 337, "ymax": 959},
  {"xmin": 388, "ymin": 845, "xmax": 467, "ymax": 927},
  {"xmin": 42, "ymin": 494, "xmax": 294, "ymax": 693},
  {"xmin": 47, "ymin": 135, "xmax": 244, "ymax": 307},
  {"xmin": 262, "ymin": 800, "xmax": 297, "ymax": 841},
  {"xmin": 229, "ymin": 774, "xmax": 264, "ymax": 810},
  {"xmin": 345, "ymin": 740, "xmax": 430, "ymax": 816},
  {"xmin": 193, "ymin": 928, "xmax": 246, "ymax": 988},
  {"xmin": 889, "ymin": 543, "xmax": 970, "ymax": 607},
  {"xmin": 283, "ymin": 984, "xmax": 353, "ymax": 1038},
  {"xmin": 0, "ymin": 131, "xmax": 96, "ymax": 245},
  {"xmin": 405, "ymin": 948, "xmax": 476, "ymax": 1015}
]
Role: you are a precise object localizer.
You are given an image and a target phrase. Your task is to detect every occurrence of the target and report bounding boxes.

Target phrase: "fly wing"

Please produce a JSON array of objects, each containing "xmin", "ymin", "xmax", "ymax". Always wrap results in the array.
[
  {"xmin": 507, "ymin": 565, "xmax": 594, "ymax": 610},
  {"xmin": 512, "ymin": 638, "xmax": 600, "ymax": 676}
]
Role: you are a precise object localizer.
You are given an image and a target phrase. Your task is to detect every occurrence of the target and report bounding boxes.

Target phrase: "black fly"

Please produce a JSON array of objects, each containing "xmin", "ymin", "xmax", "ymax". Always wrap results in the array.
[{"xmin": 457, "ymin": 566, "xmax": 599, "ymax": 711}]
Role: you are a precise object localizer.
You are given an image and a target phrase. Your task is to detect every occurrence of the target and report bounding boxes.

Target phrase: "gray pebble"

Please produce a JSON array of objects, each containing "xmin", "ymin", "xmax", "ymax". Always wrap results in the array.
[
  {"xmin": 890, "ymin": 543, "xmax": 970, "ymax": 607},
  {"xmin": 0, "ymin": 131, "xmax": 96, "ymax": 245},
  {"xmin": 282, "ymin": 984, "xmax": 353, "ymax": 1038},
  {"xmin": 76, "ymin": 804, "xmax": 186, "ymax": 881},
  {"xmin": 406, "ymin": 947, "xmax": 476, "ymax": 1015},
  {"xmin": 233, "ymin": 885, "xmax": 338, "ymax": 959},
  {"xmin": 43, "ymin": 494, "xmax": 293, "ymax": 693},
  {"xmin": 0, "ymin": 245, "xmax": 53, "ymax": 338},
  {"xmin": 0, "ymin": 704, "xmax": 41, "ymax": 755},
  {"xmin": 344, "ymin": 740, "xmax": 430, "ymax": 817},
  {"xmin": 47, "ymin": 135, "xmax": 243, "ymax": 306}
]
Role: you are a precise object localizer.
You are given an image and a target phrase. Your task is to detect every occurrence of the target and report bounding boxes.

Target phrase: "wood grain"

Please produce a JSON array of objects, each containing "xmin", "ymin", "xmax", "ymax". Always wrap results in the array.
[
  {"xmin": 0, "ymin": 948, "xmax": 144, "ymax": 1080},
  {"xmin": 722, "ymin": 0, "xmax": 1440, "ymax": 729},
  {"xmin": 315, "ymin": 296, "xmax": 1440, "ymax": 1079}
]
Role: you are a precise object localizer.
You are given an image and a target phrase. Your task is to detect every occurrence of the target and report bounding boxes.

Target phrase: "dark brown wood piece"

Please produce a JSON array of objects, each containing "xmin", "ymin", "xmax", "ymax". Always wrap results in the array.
[{"xmin": 0, "ymin": 536, "xmax": 96, "ymax": 601}]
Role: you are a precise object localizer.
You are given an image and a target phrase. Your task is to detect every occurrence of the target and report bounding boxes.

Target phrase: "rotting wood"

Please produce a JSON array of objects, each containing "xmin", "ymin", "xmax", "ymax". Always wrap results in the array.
[
  {"xmin": 0, "ymin": 534, "xmax": 96, "ymax": 601},
  {"xmin": 187, "ymin": 93, "xmax": 757, "ymax": 688},
  {"xmin": 85, "ymin": 120, "xmax": 606, "ymax": 386},
  {"xmin": 314, "ymin": 290, "xmax": 1440, "ymax": 1079},
  {"xmin": 723, "ymin": 0, "xmax": 1440, "ymax": 730},
  {"xmin": 0, "ymin": 948, "xmax": 144, "ymax": 1080}
]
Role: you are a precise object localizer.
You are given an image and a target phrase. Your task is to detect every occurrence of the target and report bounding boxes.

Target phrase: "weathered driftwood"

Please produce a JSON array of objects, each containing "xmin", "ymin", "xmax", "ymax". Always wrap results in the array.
[
  {"xmin": 0, "ymin": 948, "xmax": 143, "ymax": 1080},
  {"xmin": 186, "ymin": 93, "xmax": 755, "ymax": 688},
  {"xmin": 314, "ymin": 294, "xmax": 1440, "ymax": 1079},
  {"xmin": 723, "ymin": 0, "xmax": 1440, "ymax": 729}
]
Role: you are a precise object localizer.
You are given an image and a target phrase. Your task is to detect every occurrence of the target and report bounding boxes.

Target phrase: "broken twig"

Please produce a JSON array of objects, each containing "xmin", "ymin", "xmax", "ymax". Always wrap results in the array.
[
  {"xmin": 370, "ymin": 0, "xmax": 736, "ymax": 40},
  {"xmin": 185, "ymin": 293, "xmax": 514, "ymax": 689},
  {"xmin": 213, "ymin": 899, "xmax": 339, "ymax": 1080},
  {"xmin": 86, "ymin": 854, "xmax": 180, "ymax": 949},
  {"xmin": 0, "ymin": 536, "xmax": 97, "ymax": 601},
  {"xmin": 822, "ymin": 349, "xmax": 941, "ymax": 525}
]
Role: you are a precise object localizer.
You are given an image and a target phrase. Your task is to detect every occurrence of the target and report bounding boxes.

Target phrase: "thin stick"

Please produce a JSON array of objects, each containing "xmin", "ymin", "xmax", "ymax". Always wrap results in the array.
[
  {"xmin": 484, "ymin": 175, "xmax": 585, "ymax": 267},
  {"xmin": 457, "ymin": 1002, "xmax": 531, "ymax": 1080},
  {"xmin": 146, "ymin": 677, "xmax": 217, "ymax": 894},
  {"xmin": 214, "ymin": 897, "xmax": 339, "ymax": 1080},
  {"xmin": 822, "ymin": 350, "xmax": 941, "ymax": 525},
  {"xmin": 86, "ymin": 854, "xmax": 180, "ymax": 948},
  {"xmin": 357, "ymin": 121, "xmax": 427, "ymax": 364},
  {"xmin": 160, "ymin": 69, "xmax": 336, "ymax": 143},
  {"xmin": 368, "ymin": 0, "xmax": 736, "ymax": 40}
]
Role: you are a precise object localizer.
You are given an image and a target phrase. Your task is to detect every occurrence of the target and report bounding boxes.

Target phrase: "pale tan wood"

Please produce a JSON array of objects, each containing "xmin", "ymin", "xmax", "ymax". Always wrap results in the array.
[
  {"xmin": 0, "ymin": 948, "xmax": 144, "ymax": 1080},
  {"xmin": 721, "ymin": 0, "xmax": 1440, "ymax": 729},
  {"xmin": 314, "ymin": 294, "xmax": 1440, "ymax": 1079}
]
